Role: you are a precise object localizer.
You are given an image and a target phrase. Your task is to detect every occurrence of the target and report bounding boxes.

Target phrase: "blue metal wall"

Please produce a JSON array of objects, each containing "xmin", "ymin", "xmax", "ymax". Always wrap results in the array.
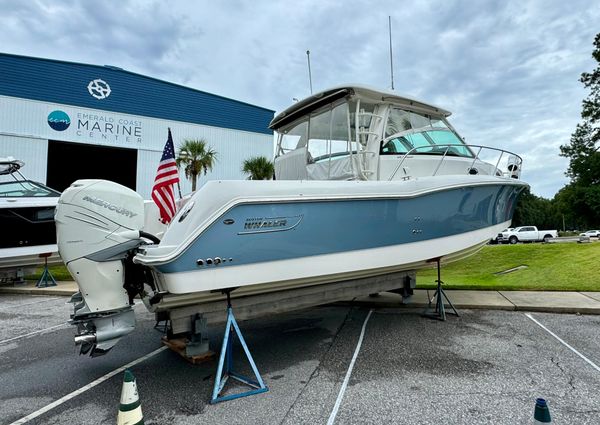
[{"xmin": 0, "ymin": 53, "xmax": 273, "ymax": 135}]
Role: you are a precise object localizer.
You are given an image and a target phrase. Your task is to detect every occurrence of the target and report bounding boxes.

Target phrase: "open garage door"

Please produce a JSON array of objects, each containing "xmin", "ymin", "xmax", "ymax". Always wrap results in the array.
[{"xmin": 47, "ymin": 141, "xmax": 137, "ymax": 192}]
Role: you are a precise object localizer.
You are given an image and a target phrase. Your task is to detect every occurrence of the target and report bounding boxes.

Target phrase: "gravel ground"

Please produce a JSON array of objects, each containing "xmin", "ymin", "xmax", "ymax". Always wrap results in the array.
[{"xmin": 1, "ymin": 293, "xmax": 599, "ymax": 424}]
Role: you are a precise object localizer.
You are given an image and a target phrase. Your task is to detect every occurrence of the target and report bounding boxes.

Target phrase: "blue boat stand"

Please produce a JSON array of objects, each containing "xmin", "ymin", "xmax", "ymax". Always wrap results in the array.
[
  {"xmin": 210, "ymin": 290, "xmax": 268, "ymax": 404},
  {"xmin": 36, "ymin": 253, "xmax": 57, "ymax": 288},
  {"xmin": 422, "ymin": 257, "xmax": 459, "ymax": 321}
]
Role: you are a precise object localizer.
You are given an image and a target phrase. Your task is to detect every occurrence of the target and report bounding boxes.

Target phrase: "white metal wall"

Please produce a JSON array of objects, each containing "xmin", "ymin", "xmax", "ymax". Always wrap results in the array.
[
  {"xmin": 0, "ymin": 95, "xmax": 273, "ymax": 198},
  {"xmin": 0, "ymin": 134, "xmax": 48, "ymax": 184}
]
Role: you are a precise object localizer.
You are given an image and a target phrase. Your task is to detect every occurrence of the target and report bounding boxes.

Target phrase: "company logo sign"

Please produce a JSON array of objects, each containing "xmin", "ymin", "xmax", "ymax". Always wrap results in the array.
[
  {"xmin": 45, "ymin": 108, "xmax": 143, "ymax": 144},
  {"xmin": 87, "ymin": 79, "xmax": 111, "ymax": 99},
  {"xmin": 82, "ymin": 195, "xmax": 138, "ymax": 218},
  {"xmin": 47, "ymin": 110, "xmax": 71, "ymax": 131}
]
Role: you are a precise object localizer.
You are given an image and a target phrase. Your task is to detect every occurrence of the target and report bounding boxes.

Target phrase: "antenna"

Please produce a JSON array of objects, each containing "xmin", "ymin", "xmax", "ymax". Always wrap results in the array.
[
  {"xmin": 388, "ymin": 16, "xmax": 395, "ymax": 91},
  {"xmin": 306, "ymin": 50, "xmax": 313, "ymax": 94}
]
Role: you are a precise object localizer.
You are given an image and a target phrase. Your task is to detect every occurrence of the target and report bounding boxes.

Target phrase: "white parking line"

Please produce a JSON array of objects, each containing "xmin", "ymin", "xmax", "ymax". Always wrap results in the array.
[
  {"xmin": 525, "ymin": 313, "xmax": 600, "ymax": 373},
  {"xmin": 0, "ymin": 297, "xmax": 62, "ymax": 310},
  {"xmin": 327, "ymin": 309, "xmax": 373, "ymax": 425},
  {"xmin": 9, "ymin": 345, "xmax": 168, "ymax": 425},
  {"xmin": 0, "ymin": 323, "xmax": 68, "ymax": 345}
]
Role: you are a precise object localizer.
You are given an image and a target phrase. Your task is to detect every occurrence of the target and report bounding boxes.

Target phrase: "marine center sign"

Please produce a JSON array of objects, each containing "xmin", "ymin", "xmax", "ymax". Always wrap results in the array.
[
  {"xmin": 46, "ymin": 109, "xmax": 143, "ymax": 144},
  {"xmin": 75, "ymin": 112, "xmax": 142, "ymax": 142}
]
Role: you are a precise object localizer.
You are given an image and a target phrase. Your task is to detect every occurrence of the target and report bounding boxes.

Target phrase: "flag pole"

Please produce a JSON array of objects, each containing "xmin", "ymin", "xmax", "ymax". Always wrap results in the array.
[{"xmin": 169, "ymin": 127, "xmax": 183, "ymax": 199}]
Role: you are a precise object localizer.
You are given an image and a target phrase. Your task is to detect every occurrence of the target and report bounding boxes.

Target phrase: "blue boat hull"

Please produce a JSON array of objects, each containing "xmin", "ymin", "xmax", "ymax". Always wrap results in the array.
[{"xmin": 148, "ymin": 182, "xmax": 523, "ymax": 293}]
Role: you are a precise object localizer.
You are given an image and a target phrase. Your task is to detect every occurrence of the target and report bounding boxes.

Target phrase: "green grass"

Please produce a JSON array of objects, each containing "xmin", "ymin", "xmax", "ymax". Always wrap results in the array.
[
  {"xmin": 26, "ymin": 264, "xmax": 72, "ymax": 281},
  {"xmin": 28, "ymin": 242, "xmax": 599, "ymax": 292},
  {"xmin": 417, "ymin": 242, "xmax": 600, "ymax": 291}
]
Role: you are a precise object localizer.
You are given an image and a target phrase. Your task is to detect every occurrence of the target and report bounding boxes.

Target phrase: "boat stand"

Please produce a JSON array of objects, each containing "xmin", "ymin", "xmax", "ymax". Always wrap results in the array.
[
  {"xmin": 36, "ymin": 253, "xmax": 57, "ymax": 288},
  {"xmin": 210, "ymin": 290, "xmax": 268, "ymax": 404},
  {"xmin": 422, "ymin": 258, "xmax": 459, "ymax": 321}
]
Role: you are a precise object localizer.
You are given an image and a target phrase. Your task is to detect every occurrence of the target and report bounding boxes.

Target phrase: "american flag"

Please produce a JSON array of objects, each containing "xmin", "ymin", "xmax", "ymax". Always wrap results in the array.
[{"xmin": 152, "ymin": 128, "xmax": 180, "ymax": 224}]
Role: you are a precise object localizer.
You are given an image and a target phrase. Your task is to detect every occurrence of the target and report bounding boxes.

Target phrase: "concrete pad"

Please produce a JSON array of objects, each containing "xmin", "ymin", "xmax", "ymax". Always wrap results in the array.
[
  {"xmin": 0, "ymin": 281, "xmax": 77, "ymax": 296},
  {"xmin": 350, "ymin": 289, "xmax": 515, "ymax": 310},
  {"xmin": 438, "ymin": 289, "xmax": 515, "ymax": 310},
  {"xmin": 402, "ymin": 289, "xmax": 432, "ymax": 305},
  {"xmin": 500, "ymin": 291, "xmax": 600, "ymax": 314},
  {"xmin": 350, "ymin": 290, "xmax": 430, "ymax": 308},
  {"xmin": 580, "ymin": 292, "xmax": 600, "ymax": 302}
]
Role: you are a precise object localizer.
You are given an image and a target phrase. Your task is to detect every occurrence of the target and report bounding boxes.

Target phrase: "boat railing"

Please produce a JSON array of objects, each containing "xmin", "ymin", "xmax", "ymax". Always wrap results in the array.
[{"xmin": 387, "ymin": 144, "xmax": 523, "ymax": 181}]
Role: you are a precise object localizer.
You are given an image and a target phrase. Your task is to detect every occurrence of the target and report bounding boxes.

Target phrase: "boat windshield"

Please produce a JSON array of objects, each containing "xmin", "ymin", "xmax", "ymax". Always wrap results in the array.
[
  {"xmin": 0, "ymin": 180, "xmax": 60, "ymax": 198},
  {"xmin": 382, "ymin": 108, "xmax": 472, "ymax": 157}
]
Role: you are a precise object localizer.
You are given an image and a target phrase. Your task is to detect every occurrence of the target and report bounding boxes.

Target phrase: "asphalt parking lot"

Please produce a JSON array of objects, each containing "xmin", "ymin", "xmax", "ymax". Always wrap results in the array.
[{"xmin": 1, "ymin": 293, "xmax": 600, "ymax": 424}]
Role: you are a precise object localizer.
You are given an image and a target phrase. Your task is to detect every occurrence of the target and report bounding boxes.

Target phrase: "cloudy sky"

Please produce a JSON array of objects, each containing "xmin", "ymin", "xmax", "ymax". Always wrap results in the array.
[{"xmin": 2, "ymin": 0, "xmax": 598, "ymax": 198}]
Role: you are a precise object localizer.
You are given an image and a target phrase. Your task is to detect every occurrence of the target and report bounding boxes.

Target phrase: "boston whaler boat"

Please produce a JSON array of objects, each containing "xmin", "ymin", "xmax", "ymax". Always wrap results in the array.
[{"xmin": 55, "ymin": 85, "xmax": 527, "ymax": 356}]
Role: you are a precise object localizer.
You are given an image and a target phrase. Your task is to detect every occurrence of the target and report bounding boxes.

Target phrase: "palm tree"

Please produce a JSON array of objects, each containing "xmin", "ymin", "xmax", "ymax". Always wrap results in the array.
[
  {"xmin": 242, "ymin": 156, "xmax": 275, "ymax": 180},
  {"xmin": 176, "ymin": 139, "xmax": 218, "ymax": 191}
]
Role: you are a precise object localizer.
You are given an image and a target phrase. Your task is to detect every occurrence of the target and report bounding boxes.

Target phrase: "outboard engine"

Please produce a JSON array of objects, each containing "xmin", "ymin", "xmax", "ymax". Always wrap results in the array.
[{"xmin": 55, "ymin": 180, "xmax": 150, "ymax": 356}]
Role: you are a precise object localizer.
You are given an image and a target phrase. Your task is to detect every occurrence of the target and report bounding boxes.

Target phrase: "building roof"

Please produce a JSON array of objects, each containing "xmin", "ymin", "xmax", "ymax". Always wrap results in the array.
[{"xmin": 0, "ymin": 53, "xmax": 274, "ymax": 135}]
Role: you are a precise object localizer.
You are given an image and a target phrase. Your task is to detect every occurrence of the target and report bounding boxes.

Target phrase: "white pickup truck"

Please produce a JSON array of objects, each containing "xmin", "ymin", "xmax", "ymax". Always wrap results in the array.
[{"xmin": 498, "ymin": 226, "xmax": 558, "ymax": 244}]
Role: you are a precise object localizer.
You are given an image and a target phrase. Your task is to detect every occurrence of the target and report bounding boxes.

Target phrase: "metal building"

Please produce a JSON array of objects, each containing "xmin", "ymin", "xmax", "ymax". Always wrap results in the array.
[{"xmin": 0, "ymin": 53, "xmax": 274, "ymax": 197}]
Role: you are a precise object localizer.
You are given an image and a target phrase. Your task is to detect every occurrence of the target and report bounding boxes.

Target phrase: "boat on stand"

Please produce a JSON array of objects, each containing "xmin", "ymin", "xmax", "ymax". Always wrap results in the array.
[{"xmin": 55, "ymin": 85, "xmax": 528, "ymax": 356}]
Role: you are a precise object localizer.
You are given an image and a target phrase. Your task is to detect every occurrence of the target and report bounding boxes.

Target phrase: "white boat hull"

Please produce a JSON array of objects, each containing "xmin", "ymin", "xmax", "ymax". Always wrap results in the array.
[{"xmin": 0, "ymin": 244, "xmax": 60, "ymax": 270}]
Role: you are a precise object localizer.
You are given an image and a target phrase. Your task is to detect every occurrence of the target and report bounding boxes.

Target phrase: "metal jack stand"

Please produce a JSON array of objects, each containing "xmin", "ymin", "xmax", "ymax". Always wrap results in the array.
[
  {"xmin": 36, "ymin": 253, "xmax": 57, "ymax": 288},
  {"xmin": 210, "ymin": 290, "xmax": 268, "ymax": 404},
  {"xmin": 422, "ymin": 258, "xmax": 459, "ymax": 321}
]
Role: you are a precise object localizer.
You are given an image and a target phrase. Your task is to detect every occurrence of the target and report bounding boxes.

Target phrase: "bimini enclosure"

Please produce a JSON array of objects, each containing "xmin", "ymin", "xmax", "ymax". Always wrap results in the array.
[
  {"xmin": 271, "ymin": 85, "xmax": 522, "ymax": 182},
  {"xmin": 55, "ymin": 180, "xmax": 155, "ymax": 356}
]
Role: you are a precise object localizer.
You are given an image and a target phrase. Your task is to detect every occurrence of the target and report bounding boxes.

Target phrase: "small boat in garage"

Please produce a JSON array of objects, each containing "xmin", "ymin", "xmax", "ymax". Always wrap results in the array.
[
  {"xmin": 55, "ymin": 85, "xmax": 528, "ymax": 356},
  {"xmin": 0, "ymin": 157, "xmax": 61, "ymax": 278}
]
